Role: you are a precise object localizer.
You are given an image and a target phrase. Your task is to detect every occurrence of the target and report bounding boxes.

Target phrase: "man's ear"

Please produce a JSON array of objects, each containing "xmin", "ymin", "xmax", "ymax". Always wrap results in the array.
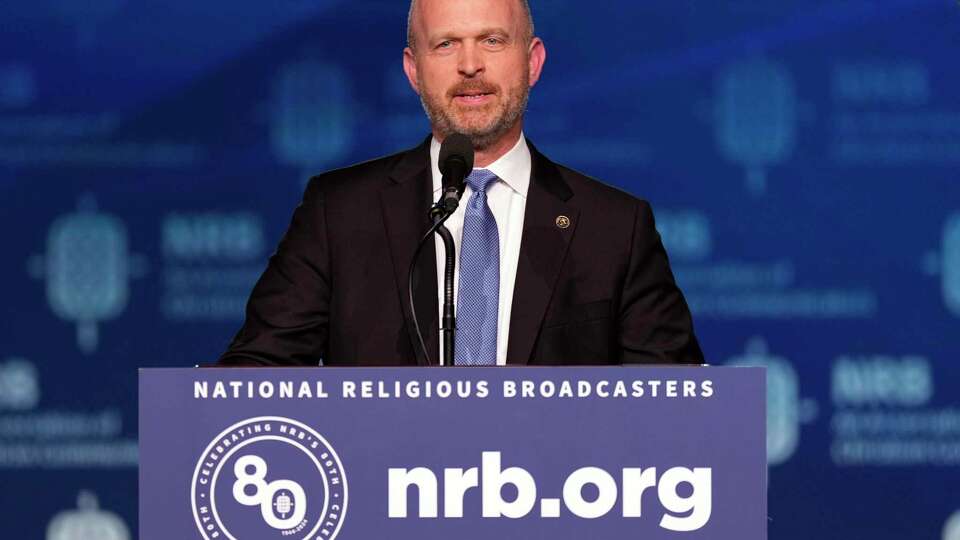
[
  {"xmin": 403, "ymin": 48, "xmax": 420, "ymax": 95},
  {"xmin": 527, "ymin": 37, "xmax": 546, "ymax": 88}
]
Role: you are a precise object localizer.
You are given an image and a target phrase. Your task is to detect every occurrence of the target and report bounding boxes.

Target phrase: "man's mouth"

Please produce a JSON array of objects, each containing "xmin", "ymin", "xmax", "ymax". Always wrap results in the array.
[{"xmin": 453, "ymin": 91, "xmax": 495, "ymax": 104}]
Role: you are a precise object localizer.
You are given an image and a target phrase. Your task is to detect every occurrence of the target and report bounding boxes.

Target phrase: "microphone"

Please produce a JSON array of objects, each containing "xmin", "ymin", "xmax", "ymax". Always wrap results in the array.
[
  {"xmin": 409, "ymin": 133, "xmax": 474, "ymax": 366},
  {"xmin": 435, "ymin": 133, "xmax": 474, "ymax": 216}
]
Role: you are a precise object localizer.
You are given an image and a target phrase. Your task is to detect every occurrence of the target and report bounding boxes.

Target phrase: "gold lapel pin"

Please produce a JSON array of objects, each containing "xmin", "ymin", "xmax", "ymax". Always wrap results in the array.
[{"xmin": 556, "ymin": 215, "xmax": 571, "ymax": 229}]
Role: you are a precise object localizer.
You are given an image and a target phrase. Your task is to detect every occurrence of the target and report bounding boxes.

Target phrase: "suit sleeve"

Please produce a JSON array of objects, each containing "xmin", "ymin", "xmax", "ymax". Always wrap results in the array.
[
  {"xmin": 216, "ymin": 177, "xmax": 331, "ymax": 366},
  {"xmin": 617, "ymin": 200, "xmax": 704, "ymax": 364}
]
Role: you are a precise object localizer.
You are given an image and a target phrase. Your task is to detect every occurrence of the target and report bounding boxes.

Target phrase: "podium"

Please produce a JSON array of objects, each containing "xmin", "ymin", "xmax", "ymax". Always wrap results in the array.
[{"xmin": 139, "ymin": 367, "xmax": 766, "ymax": 539}]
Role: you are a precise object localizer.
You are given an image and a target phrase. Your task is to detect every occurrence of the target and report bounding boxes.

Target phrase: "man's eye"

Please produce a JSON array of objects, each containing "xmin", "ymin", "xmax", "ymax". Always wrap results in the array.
[
  {"xmin": 485, "ymin": 38, "xmax": 502, "ymax": 45},
  {"xmin": 437, "ymin": 41, "xmax": 452, "ymax": 49}
]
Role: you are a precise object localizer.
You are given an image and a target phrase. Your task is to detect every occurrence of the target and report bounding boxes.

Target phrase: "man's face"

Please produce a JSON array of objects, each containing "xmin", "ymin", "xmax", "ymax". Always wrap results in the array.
[{"xmin": 403, "ymin": 0, "xmax": 545, "ymax": 149}]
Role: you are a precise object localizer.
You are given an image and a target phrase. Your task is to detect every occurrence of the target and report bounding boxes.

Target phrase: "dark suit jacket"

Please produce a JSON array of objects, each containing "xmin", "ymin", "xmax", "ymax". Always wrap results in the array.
[{"xmin": 217, "ymin": 138, "xmax": 703, "ymax": 366}]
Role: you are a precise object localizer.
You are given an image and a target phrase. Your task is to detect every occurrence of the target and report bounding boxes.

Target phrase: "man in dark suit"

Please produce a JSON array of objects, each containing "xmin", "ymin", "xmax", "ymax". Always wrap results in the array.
[{"xmin": 218, "ymin": 0, "xmax": 703, "ymax": 367}]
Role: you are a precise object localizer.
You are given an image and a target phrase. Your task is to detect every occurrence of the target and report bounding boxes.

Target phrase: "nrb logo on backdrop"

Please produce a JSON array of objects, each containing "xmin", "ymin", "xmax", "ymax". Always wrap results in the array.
[{"xmin": 191, "ymin": 417, "xmax": 348, "ymax": 540}]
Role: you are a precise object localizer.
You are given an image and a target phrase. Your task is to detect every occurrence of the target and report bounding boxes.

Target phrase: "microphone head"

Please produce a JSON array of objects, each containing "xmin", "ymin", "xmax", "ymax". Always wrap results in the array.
[{"xmin": 438, "ymin": 133, "xmax": 475, "ymax": 179}]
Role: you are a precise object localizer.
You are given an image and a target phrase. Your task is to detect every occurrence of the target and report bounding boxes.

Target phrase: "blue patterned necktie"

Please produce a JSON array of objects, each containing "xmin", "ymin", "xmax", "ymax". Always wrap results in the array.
[{"xmin": 455, "ymin": 169, "xmax": 500, "ymax": 366}]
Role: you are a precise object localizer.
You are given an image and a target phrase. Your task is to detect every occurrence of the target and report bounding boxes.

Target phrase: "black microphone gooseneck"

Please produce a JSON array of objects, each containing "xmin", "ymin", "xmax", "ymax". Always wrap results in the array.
[{"xmin": 408, "ymin": 134, "xmax": 474, "ymax": 367}]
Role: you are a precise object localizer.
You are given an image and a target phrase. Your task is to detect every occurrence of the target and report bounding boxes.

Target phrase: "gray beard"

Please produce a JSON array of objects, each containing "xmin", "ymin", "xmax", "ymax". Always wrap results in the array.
[{"xmin": 419, "ymin": 85, "xmax": 529, "ymax": 151}]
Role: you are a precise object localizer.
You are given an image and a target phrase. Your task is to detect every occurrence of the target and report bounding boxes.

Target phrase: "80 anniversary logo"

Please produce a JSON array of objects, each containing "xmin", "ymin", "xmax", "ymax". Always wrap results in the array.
[{"xmin": 191, "ymin": 417, "xmax": 348, "ymax": 540}]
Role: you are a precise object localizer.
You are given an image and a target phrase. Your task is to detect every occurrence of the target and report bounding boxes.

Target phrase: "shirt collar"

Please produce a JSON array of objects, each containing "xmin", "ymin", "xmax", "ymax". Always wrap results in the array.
[{"xmin": 430, "ymin": 133, "xmax": 531, "ymax": 198}]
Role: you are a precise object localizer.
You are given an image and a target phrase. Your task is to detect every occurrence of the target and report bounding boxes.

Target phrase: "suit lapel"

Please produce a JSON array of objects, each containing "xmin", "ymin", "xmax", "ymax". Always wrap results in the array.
[
  {"xmin": 380, "ymin": 138, "xmax": 439, "ymax": 365},
  {"xmin": 506, "ymin": 143, "xmax": 579, "ymax": 365}
]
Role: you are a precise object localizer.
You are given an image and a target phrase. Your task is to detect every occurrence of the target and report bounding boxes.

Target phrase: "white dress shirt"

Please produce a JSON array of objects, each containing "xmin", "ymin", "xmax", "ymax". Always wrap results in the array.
[{"xmin": 431, "ymin": 133, "xmax": 531, "ymax": 366}]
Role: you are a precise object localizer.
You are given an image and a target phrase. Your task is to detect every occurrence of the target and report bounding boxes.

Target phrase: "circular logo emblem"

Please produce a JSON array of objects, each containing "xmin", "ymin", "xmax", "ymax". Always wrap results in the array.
[
  {"xmin": 191, "ymin": 416, "xmax": 348, "ymax": 540},
  {"xmin": 556, "ymin": 215, "xmax": 571, "ymax": 229}
]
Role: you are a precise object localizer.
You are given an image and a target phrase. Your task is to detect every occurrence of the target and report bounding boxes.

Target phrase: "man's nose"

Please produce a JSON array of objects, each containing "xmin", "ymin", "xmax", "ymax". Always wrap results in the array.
[{"xmin": 457, "ymin": 41, "xmax": 484, "ymax": 77}]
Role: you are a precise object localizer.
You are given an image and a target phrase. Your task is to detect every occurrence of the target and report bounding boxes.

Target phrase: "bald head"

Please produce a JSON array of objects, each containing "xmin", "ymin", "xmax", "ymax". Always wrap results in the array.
[{"xmin": 406, "ymin": 0, "xmax": 535, "ymax": 52}]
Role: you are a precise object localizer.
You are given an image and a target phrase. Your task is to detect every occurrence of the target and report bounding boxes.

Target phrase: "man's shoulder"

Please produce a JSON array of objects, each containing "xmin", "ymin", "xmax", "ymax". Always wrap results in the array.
[
  {"xmin": 304, "ymin": 142, "xmax": 426, "ymax": 197},
  {"xmin": 545, "ymin": 155, "xmax": 650, "ymax": 215}
]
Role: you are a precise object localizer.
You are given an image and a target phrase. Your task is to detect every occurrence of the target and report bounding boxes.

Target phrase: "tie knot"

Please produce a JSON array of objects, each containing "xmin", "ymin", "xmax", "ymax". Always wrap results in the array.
[{"xmin": 466, "ymin": 169, "xmax": 499, "ymax": 193}]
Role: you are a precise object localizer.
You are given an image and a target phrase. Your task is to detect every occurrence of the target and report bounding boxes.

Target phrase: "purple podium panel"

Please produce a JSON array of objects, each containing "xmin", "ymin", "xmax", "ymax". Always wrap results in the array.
[{"xmin": 139, "ymin": 367, "xmax": 766, "ymax": 540}]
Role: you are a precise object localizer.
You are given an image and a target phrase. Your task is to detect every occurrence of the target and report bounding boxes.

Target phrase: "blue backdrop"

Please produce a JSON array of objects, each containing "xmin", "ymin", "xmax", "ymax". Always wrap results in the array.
[{"xmin": 1, "ymin": 1, "xmax": 958, "ymax": 538}]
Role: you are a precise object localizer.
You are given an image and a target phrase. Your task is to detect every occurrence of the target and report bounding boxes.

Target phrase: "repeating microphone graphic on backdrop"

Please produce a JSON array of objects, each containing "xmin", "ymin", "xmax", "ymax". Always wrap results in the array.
[
  {"xmin": 945, "ymin": 213, "xmax": 960, "ymax": 316},
  {"xmin": 27, "ymin": 195, "xmax": 147, "ymax": 354}
]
